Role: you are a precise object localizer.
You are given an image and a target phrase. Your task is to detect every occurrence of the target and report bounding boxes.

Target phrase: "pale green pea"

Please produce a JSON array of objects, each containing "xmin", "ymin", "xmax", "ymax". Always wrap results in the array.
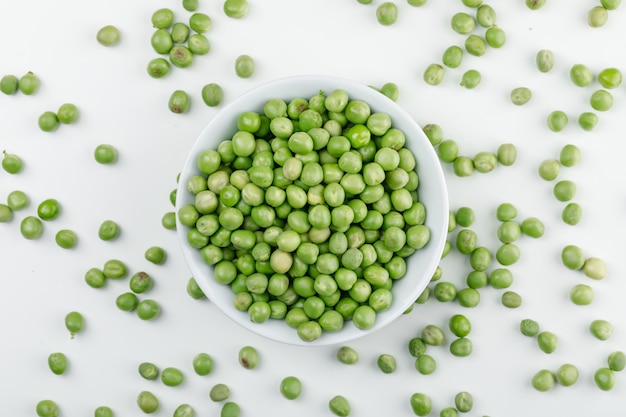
[
  {"xmin": 423, "ymin": 64, "xmax": 444, "ymax": 86},
  {"xmin": 536, "ymin": 49, "xmax": 554, "ymax": 73}
]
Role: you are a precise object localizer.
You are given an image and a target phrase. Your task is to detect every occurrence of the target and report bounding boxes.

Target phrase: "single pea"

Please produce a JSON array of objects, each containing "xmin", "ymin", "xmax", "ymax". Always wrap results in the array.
[
  {"xmin": 169, "ymin": 45, "xmax": 194, "ymax": 68},
  {"xmin": 98, "ymin": 220, "xmax": 120, "ymax": 241},
  {"xmin": 438, "ymin": 139, "xmax": 459, "ymax": 163},
  {"xmin": 55, "ymin": 229, "xmax": 77, "ymax": 249},
  {"xmin": 162, "ymin": 212, "xmax": 176, "ymax": 230},
  {"xmin": 555, "ymin": 363, "xmax": 579, "ymax": 387},
  {"xmin": 189, "ymin": 12, "xmax": 211, "ymax": 33},
  {"xmin": 526, "ymin": 0, "xmax": 547, "ymax": 9},
  {"xmin": 183, "ymin": 0, "xmax": 199, "ymax": 11},
  {"xmin": 377, "ymin": 353, "xmax": 397, "ymax": 374},
  {"xmin": 451, "ymin": 12, "xmax": 475, "ymax": 34},
  {"xmin": 235, "ymin": 54, "xmax": 255, "ymax": 78},
  {"xmin": 103, "ymin": 259, "xmax": 127, "ymax": 279},
  {"xmin": 416, "ymin": 354, "xmax": 438, "ymax": 373},
  {"xmin": 96, "ymin": 24, "xmax": 121, "ymax": 47},
  {"xmin": 220, "ymin": 402, "xmax": 240, "ymax": 417},
  {"xmin": 152, "ymin": 8, "xmax": 174, "ymax": 28},
  {"xmin": 116, "ymin": 292, "xmax": 138, "ymax": 311},
  {"xmin": 2, "ymin": 150, "xmax": 23, "ymax": 174},
  {"xmin": 537, "ymin": 331, "xmax": 558, "ymax": 354},
  {"xmin": 94, "ymin": 144, "xmax": 118, "ymax": 164},
  {"xmin": 18, "ymin": 71, "xmax": 40, "ymax": 95},
  {"xmin": 455, "ymin": 207, "xmax": 475, "ymax": 228},
  {"xmin": 590, "ymin": 89, "xmax": 613, "ymax": 111},
  {"xmin": 595, "ymin": 368, "xmax": 616, "ymax": 390},
  {"xmin": 130, "ymin": 271, "xmax": 153, "ymax": 294},
  {"xmin": 490, "ymin": 268, "xmax": 513, "ymax": 289},
  {"xmin": 55, "ymin": 103, "xmax": 78, "ymax": 124},
  {"xmin": 608, "ymin": 351, "xmax": 626, "ymax": 372},
  {"xmin": 449, "ymin": 314, "xmax": 471, "ymax": 337},
  {"xmin": 538, "ymin": 159, "xmax": 560, "ymax": 181},
  {"xmin": 337, "ymin": 346, "xmax": 359, "ymax": 364},
  {"xmin": 510, "ymin": 87, "xmax": 532, "ymax": 105},
  {"xmin": 410, "ymin": 393, "xmax": 432, "ymax": 416},
  {"xmin": 187, "ymin": 277, "xmax": 206, "ymax": 299},
  {"xmin": 460, "ymin": 70, "xmax": 481, "ymax": 89},
  {"xmin": 601, "ymin": 0, "xmax": 621, "ymax": 9},
  {"xmin": 536, "ymin": 49, "xmax": 554, "ymax": 73},
  {"xmin": 36, "ymin": 400, "xmax": 59, "ymax": 417},
  {"xmin": 0, "ymin": 204, "xmax": 12, "ymax": 222},
  {"xmin": 485, "ymin": 25, "xmax": 506, "ymax": 48},
  {"xmin": 210, "ymin": 383, "xmax": 230, "ymax": 401},
  {"xmin": 553, "ymin": 180, "xmax": 576, "ymax": 202},
  {"xmin": 496, "ymin": 243, "xmax": 520, "ymax": 265},
  {"xmin": 578, "ymin": 112, "xmax": 598, "ymax": 131},
  {"xmin": 329, "ymin": 395, "xmax": 351, "ymax": 417},
  {"xmin": 558, "ymin": 144, "xmax": 581, "ymax": 167},
  {"xmin": 151, "ymin": 29, "xmax": 173, "ymax": 54},
  {"xmin": 136, "ymin": 299, "xmax": 161, "ymax": 320},
  {"xmin": 423, "ymin": 63, "xmax": 444, "ymax": 86},
  {"xmin": 598, "ymin": 67, "xmax": 622, "ymax": 89},
  {"xmin": 465, "ymin": 34, "xmax": 486, "ymax": 56},
  {"xmin": 407, "ymin": 0, "xmax": 428, "ymax": 5},
  {"xmin": 497, "ymin": 143, "xmax": 517, "ymax": 166},
  {"xmin": 457, "ymin": 288, "xmax": 480, "ymax": 308},
  {"xmin": 202, "ymin": 83, "xmax": 223, "ymax": 107},
  {"xmin": 161, "ymin": 367, "xmax": 184, "ymax": 386},
  {"xmin": 376, "ymin": 2, "xmax": 398, "ymax": 25},
  {"xmin": 422, "ymin": 324, "xmax": 445, "ymax": 346},
  {"xmin": 238, "ymin": 345, "xmax": 259, "ymax": 369},
  {"xmin": 37, "ymin": 198, "xmax": 60, "ymax": 221},
  {"xmin": 0, "ymin": 74, "xmax": 18, "ymax": 95},
  {"xmin": 146, "ymin": 58, "xmax": 170, "ymax": 79},
  {"xmin": 94, "ymin": 406, "xmax": 114, "ymax": 417},
  {"xmin": 476, "ymin": 4, "xmax": 496, "ymax": 26},
  {"xmin": 145, "ymin": 246, "xmax": 166, "ymax": 265},
  {"xmin": 454, "ymin": 391, "xmax": 473, "ymax": 412},
  {"xmin": 532, "ymin": 369, "xmax": 555, "ymax": 391},
  {"xmin": 440, "ymin": 408, "xmax": 459, "ymax": 417},
  {"xmin": 466, "ymin": 270, "xmax": 488, "ymax": 289},
  {"xmin": 65, "ymin": 311, "xmax": 84, "ymax": 338},
  {"xmin": 588, "ymin": 5, "xmax": 608, "ymax": 27},
  {"xmin": 169, "ymin": 90, "xmax": 190, "ymax": 113},
  {"xmin": 139, "ymin": 362, "xmax": 159, "ymax": 380},
  {"xmin": 547, "ymin": 110, "xmax": 568, "ymax": 132},
  {"xmin": 191, "ymin": 352, "xmax": 213, "ymax": 376},
  {"xmin": 570, "ymin": 283, "xmax": 594, "ymax": 306},
  {"xmin": 38, "ymin": 111, "xmax": 59, "ymax": 132},
  {"xmin": 408, "ymin": 338, "xmax": 427, "ymax": 357},
  {"xmin": 520, "ymin": 217, "xmax": 544, "ymax": 238},
  {"xmin": 501, "ymin": 291, "xmax": 522, "ymax": 308},
  {"xmin": 562, "ymin": 202, "xmax": 582, "ymax": 226},
  {"xmin": 561, "ymin": 245, "xmax": 585, "ymax": 270},
  {"xmin": 84, "ymin": 267, "xmax": 106, "ymax": 288},
  {"xmin": 173, "ymin": 404, "xmax": 194, "ymax": 417},
  {"xmin": 48, "ymin": 352, "xmax": 68, "ymax": 375},
  {"xmin": 137, "ymin": 391, "xmax": 159, "ymax": 413},
  {"xmin": 423, "ymin": 124, "xmax": 443, "ymax": 146},
  {"xmin": 583, "ymin": 257, "xmax": 607, "ymax": 279},
  {"xmin": 442, "ymin": 45, "xmax": 463, "ymax": 68},
  {"xmin": 590, "ymin": 319, "xmax": 612, "ymax": 340},
  {"xmin": 570, "ymin": 64, "xmax": 593, "ymax": 87},
  {"xmin": 520, "ymin": 319, "xmax": 540, "ymax": 337},
  {"xmin": 280, "ymin": 376, "xmax": 302, "ymax": 400},
  {"xmin": 223, "ymin": 0, "xmax": 249, "ymax": 18},
  {"xmin": 434, "ymin": 281, "xmax": 457, "ymax": 302},
  {"xmin": 498, "ymin": 220, "xmax": 521, "ymax": 243}
]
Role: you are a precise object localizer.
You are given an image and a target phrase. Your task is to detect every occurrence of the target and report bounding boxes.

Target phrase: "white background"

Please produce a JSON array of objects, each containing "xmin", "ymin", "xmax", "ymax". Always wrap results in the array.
[{"xmin": 1, "ymin": 0, "xmax": 625, "ymax": 416}]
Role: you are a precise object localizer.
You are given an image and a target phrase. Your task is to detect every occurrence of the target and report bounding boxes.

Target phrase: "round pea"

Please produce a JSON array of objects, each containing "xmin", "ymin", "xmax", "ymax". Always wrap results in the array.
[
  {"xmin": 547, "ymin": 110, "xmax": 568, "ymax": 132},
  {"xmin": 224, "ymin": 0, "xmax": 249, "ymax": 18},
  {"xmin": 410, "ymin": 393, "xmax": 432, "ymax": 416},
  {"xmin": 578, "ymin": 112, "xmax": 599, "ymax": 131},
  {"xmin": 169, "ymin": 90, "xmax": 190, "ymax": 113},
  {"xmin": 137, "ymin": 391, "xmax": 159, "ymax": 413},
  {"xmin": 598, "ymin": 67, "xmax": 622, "ymax": 89},
  {"xmin": 608, "ymin": 351, "xmax": 626, "ymax": 372},
  {"xmin": 329, "ymin": 395, "xmax": 351, "ymax": 417},
  {"xmin": 595, "ymin": 368, "xmax": 616, "ymax": 390},
  {"xmin": 210, "ymin": 383, "xmax": 230, "ymax": 401},
  {"xmin": 520, "ymin": 319, "xmax": 540, "ymax": 337},
  {"xmin": 442, "ymin": 45, "xmax": 463, "ymax": 68},
  {"xmin": 55, "ymin": 229, "xmax": 77, "ymax": 249},
  {"xmin": 454, "ymin": 391, "xmax": 473, "ymax": 412},
  {"xmin": 48, "ymin": 352, "xmax": 68, "ymax": 375},
  {"xmin": 536, "ymin": 49, "xmax": 554, "ymax": 73},
  {"xmin": 590, "ymin": 319, "xmax": 612, "ymax": 340},
  {"xmin": 532, "ymin": 369, "xmax": 555, "ymax": 391},
  {"xmin": 36, "ymin": 400, "xmax": 59, "ymax": 417},
  {"xmin": 423, "ymin": 63, "xmax": 444, "ymax": 86},
  {"xmin": 94, "ymin": 144, "xmax": 118, "ymax": 164},
  {"xmin": 38, "ymin": 111, "xmax": 59, "ymax": 132},
  {"xmin": 138, "ymin": 362, "xmax": 159, "ymax": 380},
  {"xmin": 376, "ymin": 2, "xmax": 398, "ymax": 25},
  {"xmin": 537, "ymin": 331, "xmax": 558, "ymax": 354},
  {"xmin": 588, "ymin": 6, "xmax": 608, "ymax": 27},
  {"xmin": 202, "ymin": 83, "xmax": 223, "ymax": 107},
  {"xmin": 556, "ymin": 364, "xmax": 579, "ymax": 387},
  {"xmin": 280, "ymin": 376, "xmax": 302, "ymax": 400},
  {"xmin": 510, "ymin": 87, "xmax": 532, "ymax": 105},
  {"xmin": 235, "ymin": 55, "xmax": 255, "ymax": 78},
  {"xmin": 561, "ymin": 245, "xmax": 585, "ymax": 270},
  {"xmin": 136, "ymin": 299, "xmax": 161, "ymax": 320},
  {"xmin": 570, "ymin": 283, "xmax": 594, "ymax": 306},
  {"xmin": 238, "ymin": 345, "xmax": 259, "ymax": 369},
  {"xmin": 583, "ymin": 257, "xmax": 607, "ymax": 279},
  {"xmin": 18, "ymin": 71, "xmax": 40, "ymax": 95},
  {"xmin": 590, "ymin": 89, "xmax": 613, "ymax": 111}
]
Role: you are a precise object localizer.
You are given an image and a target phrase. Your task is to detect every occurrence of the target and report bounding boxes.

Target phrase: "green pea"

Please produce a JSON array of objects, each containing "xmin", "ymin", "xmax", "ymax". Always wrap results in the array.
[
  {"xmin": 116, "ymin": 292, "xmax": 138, "ymax": 311},
  {"xmin": 457, "ymin": 287, "xmax": 480, "ymax": 307},
  {"xmin": 553, "ymin": 180, "xmax": 576, "ymax": 202},
  {"xmin": 561, "ymin": 245, "xmax": 585, "ymax": 270},
  {"xmin": 18, "ymin": 71, "xmax": 40, "ymax": 95},
  {"xmin": 423, "ymin": 63, "xmax": 444, "ymax": 86},
  {"xmin": 594, "ymin": 368, "xmax": 616, "ymax": 390},
  {"xmin": 137, "ymin": 391, "xmax": 159, "ymax": 413},
  {"xmin": 377, "ymin": 353, "xmax": 397, "ymax": 374},
  {"xmin": 36, "ymin": 400, "xmax": 59, "ymax": 417},
  {"xmin": 57, "ymin": 103, "xmax": 79, "ymax": 124},
  {"xmin": 510, "ymin": 87, "xmax": 532, "ymax": 105},
  {"xmin": 65, "ymin": 311, "xmax": 84, "ymax": 338},
  {"xmin": 590, "ymin": 319, "xmax": 612, "ymax": 340},
  {"xmin": 536, "ymin": 49, "xmax": 554, "ymax": 73},
  {"xmin": 476, "ymin": 4, "xmax": 496, "ymax": 26},
  {"xmin": 442, "ymin": 45, "xmax": 463, "ymax": 68},
  {"xmin": 209, "ymin": 383, "xmax": 230, "ymax": 401},
  {"xmin": 94, "ymin": 406, "xmax": 114, "ymax": 417},
  {"xmin": 238, "ymin": 345, "xmax": 259, "ymax": 369},
  {"xmin": 583, "ymin": 257, "xmax": 607, "ymax": 279},
  {"xmin": 485, "ymin": 25, "xmax": 506, "ymax": 47},
  {"xmin": 38, "ymin": 111, "xmax": 59, "ymax": 132},
  {"xmin": 460, "ymin": 70, "xmax": 481, "ymax": 89},
  {"xmin": 96, "ymin": 24, "xmax": 120, "ymax": 46},
  {"xmin": 554, "ymin": 363, "xmax": 579, "ymax": 387},
  {"xmin": 532, "ymin": 369, "xmax": 555, "ymax": 391},
  {"xmin": 434, "ymin": 281, "xmax": 457, "ymax": 302},
  {"xmin": 601, "ymin": 0, "xmax": 621, "ymax": 9},
  {"xmin": 520, "ymin": 319, "xmax": 540, "ymax": 337},
  {"xmin": 0, "ymin": 74, "xmax": 18, "ymax": 95},
  {"xmin": 103, "ymin": 259, "xmax": 127, "ymax": 279},
  {"xmin": 497, "ymin": 220, "xmax": 521, "ymax": 243},
  {"xmin": 55, "ymin": 229, "xmax": 77, "ymax": 249},
  {"xmin": 490, "ymin": 268, "xmax": 513, "ymax": 289},
  {"xmin": 562, "ymin": 202, "xmax": 582, "ymax": 226},
  {"xmin": 570, "ymin": 64, "xmax": 593, "ymax": 87},
  {"xmin": 465, "ymin": 34, "xmax": 486, "ymax": 56},
  {"xmin": 526, "ymin": 0, "xmax": 547, "ymax": 10},
  {"xmin": 451, "ymin": 12, "xmax": 475, "ymax": 34},
  {"xmin": 170, "ymin": 45, "xmax": 194, "ymax": 68},
  {"xmin": 0, "ymin": 204, "xmax": 12, "ymax": 222},
  {"xmin": 235, "ymin": 54, "xmax": 255, "ymax": 78},
  {"xmin": 608, "ymin": 351, "xmax": 626, "ymax": 372},
  {"xmin": 497, "ymin": 143, "xmax": 517, "ymax": 166},
  {"xmin": 151, "ymin": 29, "xmax": 173, "ymax": 54},
  {"xmin": 454, "ymin": 391, "xmax": 473, "ymax": 412},
  {"xmin": 136, "ymin": 299, "xmax": 161, "ymax": 320},
  {"xmin": 7, "ymin": 190, "xmax": 28, "ymax": 210},
  {"xmin": 337, "ymin": 346, "xmax": 359, "ymax": 364},
  {"xmin": 422, "ymin": 324, "xmax": 445, "ymax": 346},
  {"xmin": 280, "ymin": 376, "xmax": 302, "ymax": 400},
  {"xmin": 578, "ymin": 112, "xmax": 598, "ymax": 131},
  {"xmin": 170, "ymin": 23, "xmax": 190, "ymax": 44},
  {"xmin": 48, "ymin": 352, "xmax": 68, "ymax": 375},
  {"xmin": 598, "ymin": 67, "xmax": 622, "ymax": 89},
  {"xmin": 520, "ymin": 217, "xmax": 544, "ymax": 238},
  {"xmin": 588, "ymin": 5, "xmax": 608, "ymax": 27},
  {"xmin": 537, "ymin": 331, "xmax": 558, "ymax": 354},
  {"xmin": 188, "ymin": 34, "xmax": 210, "ymax": 55},
  {"xmin": 438, "ymin": 139, "xmax": 459, "ymax": 163},
  {"xmin": 590, "ymin": 89, "xmax": 613, "ymax": 111},
  {"xmin": 223, "ymin": 0, "xmax": 249, "ymax": 18},
  {"xmin": 220, "ymin": 402, "xmax": 241, "ymax": 417},
  {"xmin": 423, "ymin": 123, "xmax": 443, "ymax": 146},
  {"xmin": 440, "ymin": 408, "xmax": 459, "ymax": 417},
  {"xmin": 173, "ymin": 404, "xmax": 194, "ymax": 417},
  {"xmin": 169, "ymin": 90, "xmax": 190, "ymax": 113},
  {"xmin": 145, "ymin": 246, "xmax": 166, "ymax": 265},
  {"xmin": 501, "ymin": 291, "xmax": 522, "ymax": 308},
  {"xmin": 202, "ymin": 83, "xmax": 223, "ymax": 107},
  {"xmin": 380, "ymin": 82, "xmax": 399, "ymax": 101},
  {"xmin": 376, "ymin": 2, "xmax": 398, "ymax": 25},
  {"xmin": 329, "ymin": 395, "xmax": 351, "ymax": 417},
  {"xmin": 189, "ymin": 12, "xmax": 211, "ymax": 32},
  {"xmin": 538, "ymin": 159, "xmax": 560, "ymax": 181},
  {"xmin": 449, "ymin": 314, "xmax": 471, "ymax": 337},
  {"xmin": 138, "ymin": 362, "xmax": 159, "ymax": 380},
  {"xmin": 410, "ymin": 393, "xmax": 432, "ymax": 416},
  {"xmin": 94, "ymin": 144, "xmax": 118, "ymax": 164},
  {"xmin": 547, "ymin": 110, "xmax": 568, "ymax": 132},
  {"xmin": 466, "ymin": 270, "xmax": 488, "ymax": 289}
]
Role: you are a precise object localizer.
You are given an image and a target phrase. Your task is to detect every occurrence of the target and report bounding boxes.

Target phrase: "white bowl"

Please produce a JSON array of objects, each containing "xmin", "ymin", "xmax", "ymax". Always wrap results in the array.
[{"xmin": 176, "ymin": 75, "xmax": 448, "ymax": 346}]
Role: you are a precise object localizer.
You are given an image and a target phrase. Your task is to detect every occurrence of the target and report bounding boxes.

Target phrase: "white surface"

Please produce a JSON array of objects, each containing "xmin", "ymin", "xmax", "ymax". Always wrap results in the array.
[
  {"xmin": 176, "ymin": 74, "xmax": 448, "ymax": 346},
  {"xmin": 1, "ymin": 0, "xmax": 625, "ymax": 416}
]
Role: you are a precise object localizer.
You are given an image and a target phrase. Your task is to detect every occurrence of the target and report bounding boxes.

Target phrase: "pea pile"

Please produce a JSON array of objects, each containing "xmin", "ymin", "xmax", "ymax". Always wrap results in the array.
[
  {"xmin": 2, "ymin": 0, "xmax": 626, "ymax": 416},
  {"xmin": 178, "ymin": 88, "xmax": 431, "ymax": 342}
]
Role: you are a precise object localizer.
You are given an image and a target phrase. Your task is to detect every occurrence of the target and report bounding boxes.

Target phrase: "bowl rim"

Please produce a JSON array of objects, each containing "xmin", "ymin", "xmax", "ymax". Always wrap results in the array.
[{"xmin": 176, "ymin": 74, "xmax": 449, "ymax": 346}]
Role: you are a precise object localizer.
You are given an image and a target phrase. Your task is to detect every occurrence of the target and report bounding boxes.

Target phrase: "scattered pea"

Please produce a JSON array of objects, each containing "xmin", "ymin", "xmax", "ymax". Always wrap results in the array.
[
  {"xmin": 588, "ymin": 6, "xmax": 608, "ymax": 27},
  {"xmin": 139, "ymin": 362, "xmax": 159, "ymax": 380},
  {"xmin": 94, "ymin": 144, "xmax": 118, "ymax": 164},
  {"xmin": 561, "ymin": 245, "xmax": 585, "ymax": 270},
  {"xmin": 570, "ymin": 283, "xmax": 594, "ymax": 305},
  {"xmin": 235, "ymin": 54, "xmax": 255, "ymax": 78},
  {"xmin": 578, "ymin": 112, "xmax": 598, "ymax": 131},
  {"xmin": 537, "ymin": 331, "xmax": 558, "ymax": 354},
  {"xmin": 2, "ymin": 150, "xmax": 23, "ymax": 174},
  {"xmin": 48, "ymin": 352, "xmax": 68, "ymax": 375},
  {"xmin": 510, "ymin": 87, "xmax": 532, "ymax": 105},
  {"xmin": 329, "ymin": 395, "xmax": 351, "ymax": 417},
  {"xmin": 116, "ymin": 292, "xmax": 139, "ymax": 311},
  {"xmin": 594, "ymin": 368, "xmax": 616, "ymax": 390},
  {"xmin": 55, "ymin": 229, "xmax": 77, "ymax": 249},
  {"xmin": 583, "ymin": 257, "xmax": 607, "ymax": 279},
  {"xmin": 442, "ymin": 45, "xmax": 463, "ymax": 68},
  {"xmin": 36, "ymin": 400, "xmax": 59, "ymax": 417},
  {"xmin": 496, "ymin": 143, "xmax": 517, "ymax": 166},
  {"xmin": 377, "ymin": 353, "xmax": 397, "ymax": 373},
  {"xmin": 136, "ymin": 299, "xmax": 161, "ymax": 320},
  {"xmin": 538, "ymin": 159, "xmax": 560, "ymax": 181},
  {"xmin": 169, "ymin": 90, "xmax": 191, "ymax": 113},
  {"xmin": 38, "ymin": 111, "xmax": 59, "ymax": 132},
  {"xmin": 556, "ymin": 363, "xmax": 579, "ymax": 386},
  {"xmin": 376, "ymin": 2, "xmax": 398, "ymax": 25},
  {"xmin": 65, "ymin": 311, "xmax": 84, "ymax": 338},
  {"xmin": 608, "ymin": 351, "xmax": 626, "ymax": 372},
  {"xmin": 598, "ymin": 67, "xmax": 622, "ymax": 89},
  {"xmin": 410, "ymin": 393, "xmax": 432, "ymax": 416},
  {"xmin": 423, "ymin": 63, "xmax": 445, "ymax": 86},
  {"xmin": 547, "ymin": 110, "xmax": 568, "ymax": 132},
  {"xmin": 590, "ymin": 319, "xmax": 612, "ymax": 340},
  {"xmin": 590, "ymin": 89, "xmax": 613, "ymax": 111},
  {"xmin": 18, "ymin": 71, "xmax": 40, "ymax": 95},
  {"xmin": 520, "ymin": 319, "xmax": 540, "ymax": 337},
  {"xmin": 202, "ymin": 83, "xmax": 224, "ymax": 107},
  {"xmin": 536, "ymin": 49, "xmax": 554, "ymax": 72},
  {"xmin": 137, "ymin": 391, "xmax": 159, "ymax": 413},
  {"xmin": 223, "ymin": 0, "xmax": 249, "ymax": 18},
  {"xmin": 238, "ymin": 345, "xmax": 259, "ymax": 369},
  {"xmin": 210, "ymin": 383, "xmax": 231, "ymax": 401},
  {"xmin": 460, "ymin": 69, "xmax": 481, "ymax": 88},
  {"xmin": 532, "ymin": 369, "xmax": 555, "ymax": 391},
  {"xmin": 454, "ymin": 391, "xmax": 473, "ymax": 413}
]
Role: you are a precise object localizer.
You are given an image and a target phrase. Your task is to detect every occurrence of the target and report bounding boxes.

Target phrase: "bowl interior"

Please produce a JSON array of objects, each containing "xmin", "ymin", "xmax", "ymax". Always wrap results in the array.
[{"xmin": 176, "ymin": 74, "xmax": 449, "ymax": 346}]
